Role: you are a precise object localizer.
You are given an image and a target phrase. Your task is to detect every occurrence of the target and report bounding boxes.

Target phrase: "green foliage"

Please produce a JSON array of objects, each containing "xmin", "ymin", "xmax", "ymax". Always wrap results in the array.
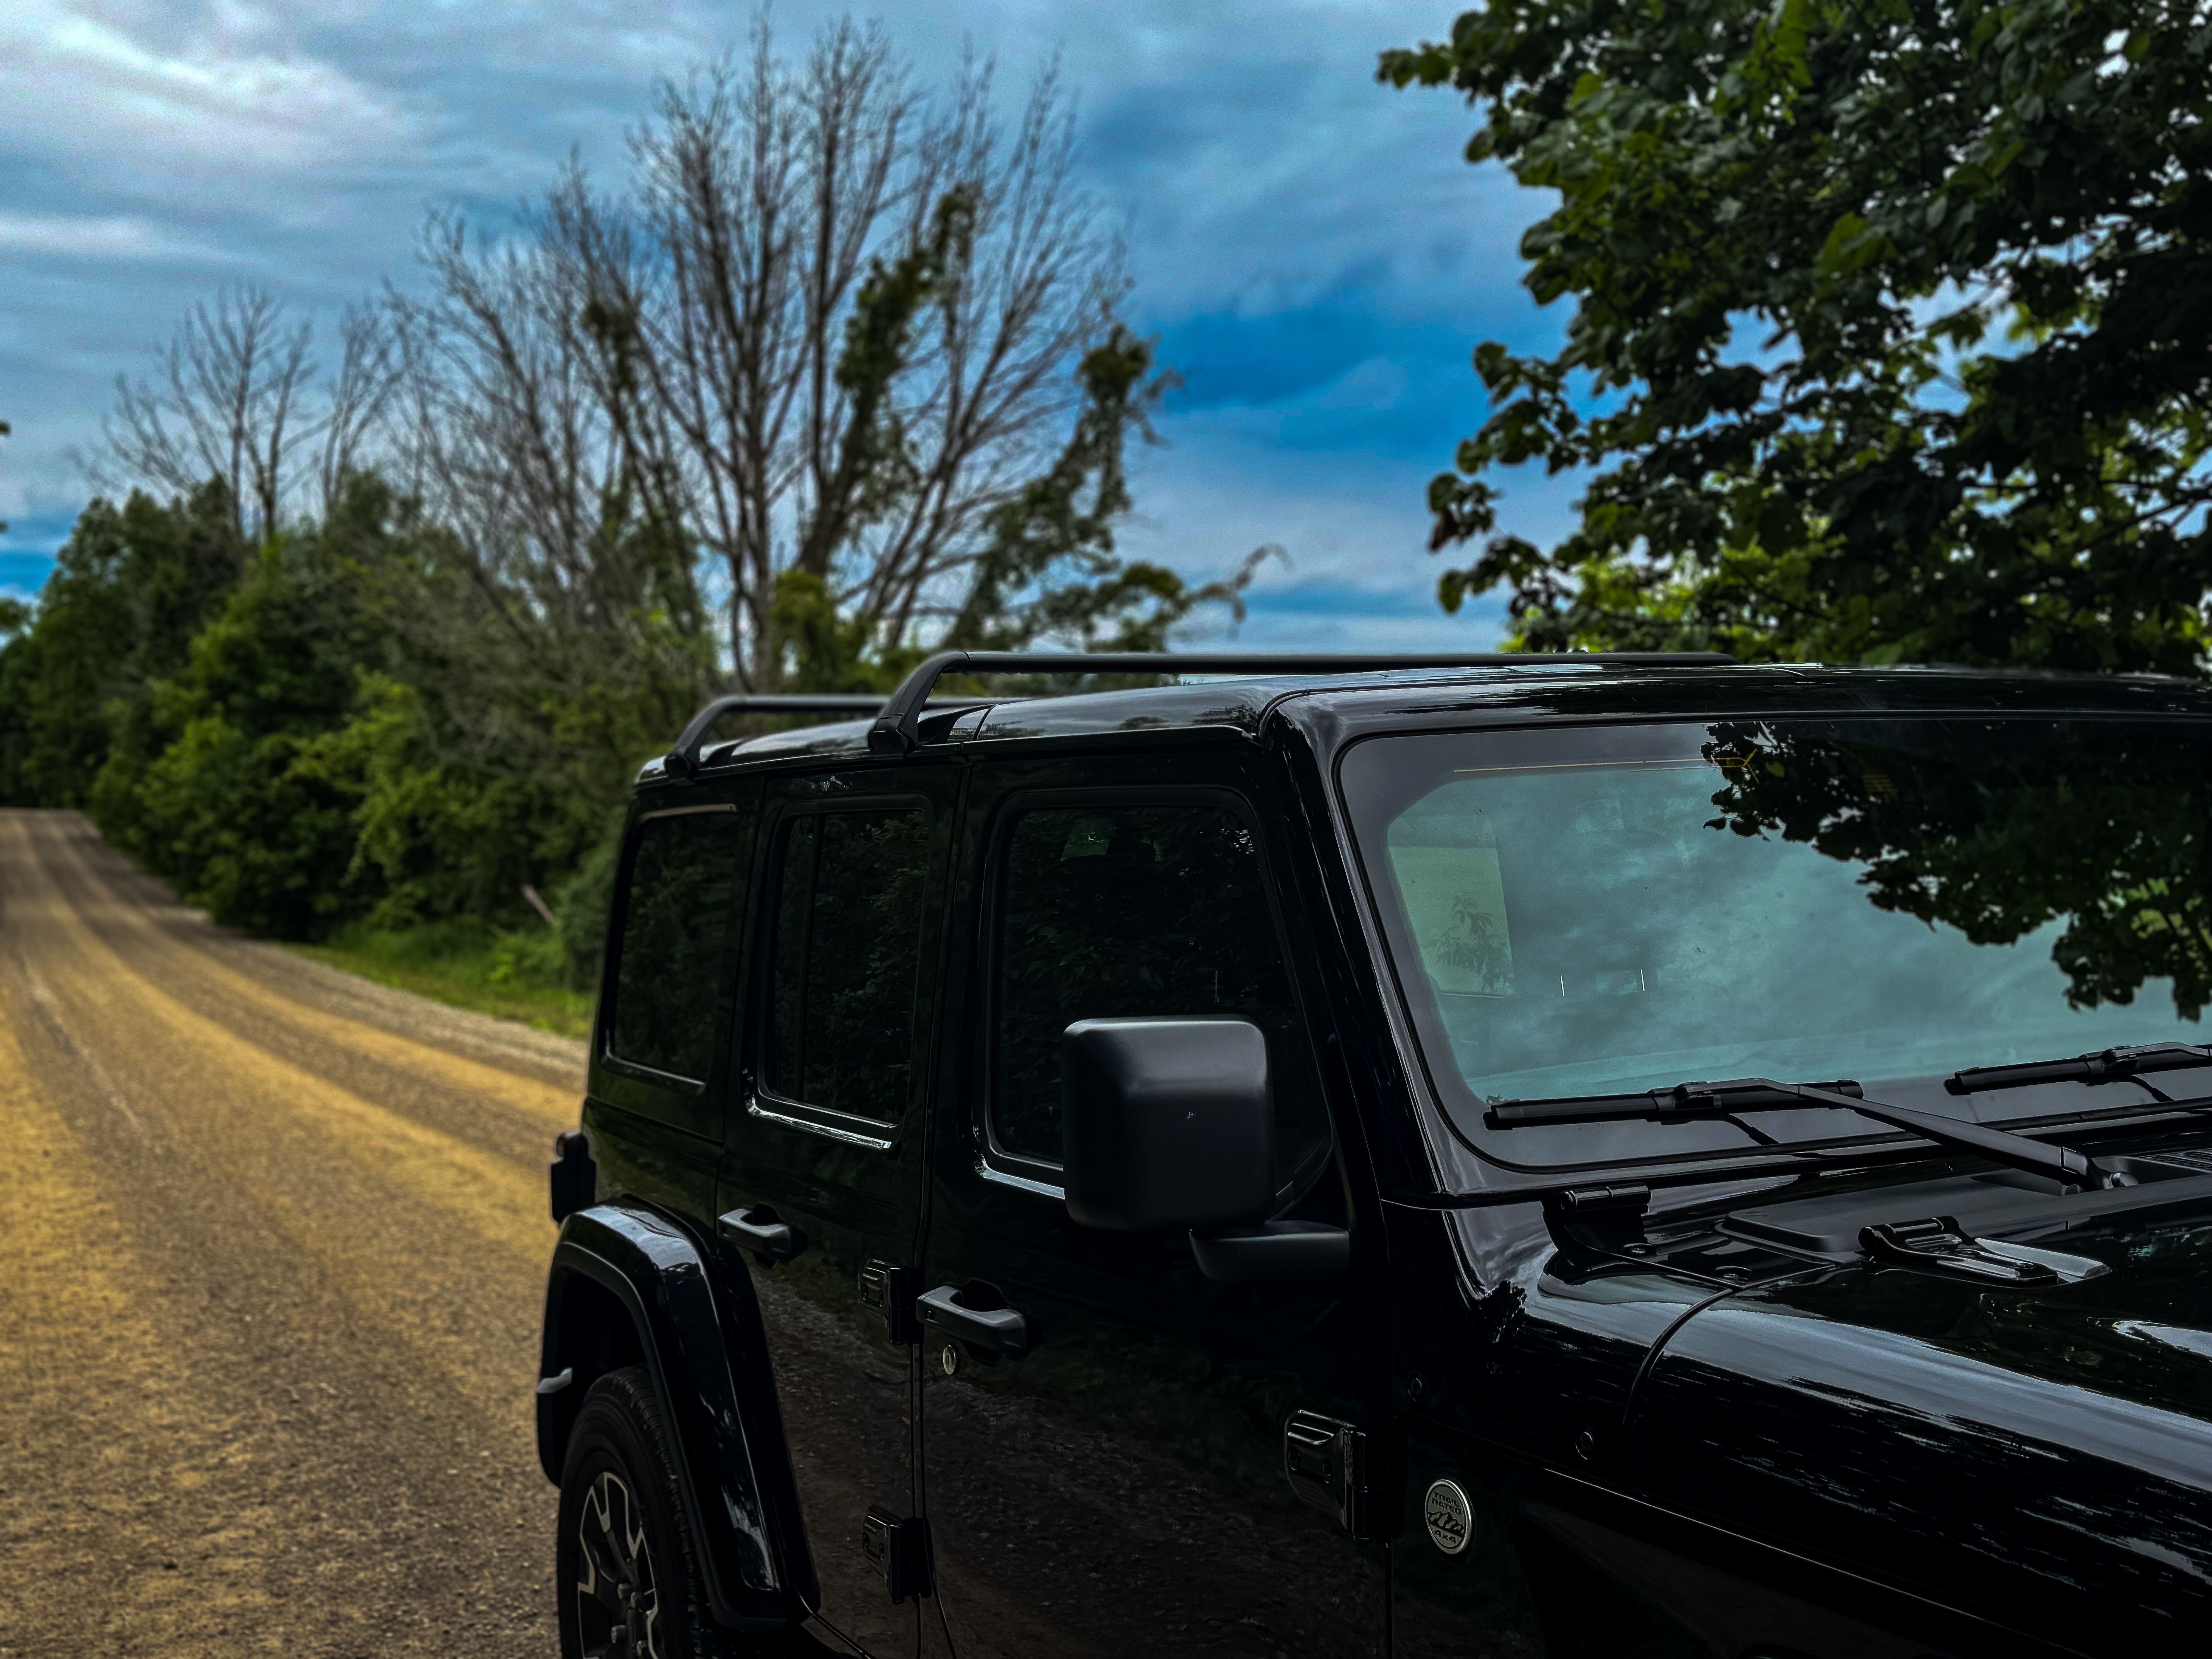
[
  {"xmin": 0, "ymin": 481, "xmax": 246, "ymax": 806},
  {"xmin": 945, "ymin": 326, "xmax": 1274, "ymax": 657},
  {"xmin": 0, "ymin": 473, "xmax": 663, "ymax": 974},
  {"xmin": 774, "ymin": 315, "xmax": 1271, "ymax": 687},
  {"xmin": 797, "ymin": 186, "xmax": 985, "ymax": 582},
  {"xmin": 98, "ymin": 480, "xmax": 395, "ymax": 936},
  {"xmin": 292, "ymin": 916, "xmax": 593, "ymax": 1038},
  {"xmin": 299, "ymin": 672, "xmax": 615, "ymax": 948},
  {"xmin": 1384, "ymin": 0, "xmax": 2212, "ymax": 668}
]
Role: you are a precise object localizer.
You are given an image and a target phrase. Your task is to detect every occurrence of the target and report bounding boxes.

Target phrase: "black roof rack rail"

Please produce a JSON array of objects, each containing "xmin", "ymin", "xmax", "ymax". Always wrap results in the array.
[
  {"xmin": 664, "ymin": 694, "xmax": 908, "ymax": 778},
  {"xmin": 863, "ymin": 649, "xmax": 1734, "ymax": 756}
]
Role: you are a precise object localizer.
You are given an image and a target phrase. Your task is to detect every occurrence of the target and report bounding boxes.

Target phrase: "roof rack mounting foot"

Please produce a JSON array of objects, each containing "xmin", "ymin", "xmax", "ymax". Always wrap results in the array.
[{"xmin": 665, "ymin": 694, "xmax": 899, "ymax": 776}]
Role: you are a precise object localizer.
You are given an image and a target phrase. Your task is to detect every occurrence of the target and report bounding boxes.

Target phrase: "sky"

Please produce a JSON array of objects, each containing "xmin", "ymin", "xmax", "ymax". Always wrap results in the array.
[{"xmin": 0, "ymin": 0, "xmax": 1586, "ymax": 649}]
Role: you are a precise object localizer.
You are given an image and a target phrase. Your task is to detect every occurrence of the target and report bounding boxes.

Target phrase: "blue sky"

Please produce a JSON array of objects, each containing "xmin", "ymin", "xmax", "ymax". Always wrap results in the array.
[{"xmin": 0, "ymin": 0, "xmax": 1584, "ymax": 647}]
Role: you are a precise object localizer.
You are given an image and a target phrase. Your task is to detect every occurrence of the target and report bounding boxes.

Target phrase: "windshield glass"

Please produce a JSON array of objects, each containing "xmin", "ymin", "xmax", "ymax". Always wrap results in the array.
[{"xmin": 1341, "ymin": 716, "xmax": 2212, "ymax": 1170}]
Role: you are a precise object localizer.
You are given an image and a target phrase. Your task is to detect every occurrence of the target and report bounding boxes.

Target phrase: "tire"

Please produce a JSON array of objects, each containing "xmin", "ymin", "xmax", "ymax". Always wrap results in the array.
[{"xmin": 557, "ymin": 1366, "xmax": 731, "ymax": 1659}]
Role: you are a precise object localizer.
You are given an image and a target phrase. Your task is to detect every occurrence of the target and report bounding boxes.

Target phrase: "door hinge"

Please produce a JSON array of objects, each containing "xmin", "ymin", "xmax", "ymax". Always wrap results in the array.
[
  {"xmin": 1283, "ymin": 1409, "xmax": 1368, "ymax": 1540},
  {"xmin": 1547, "ymin": 1182, "xmax": 1651, "ymax": 1256},
  {"xmin": 858, "ymin": 1261, "xmax": 924, "ymax": 1346},
  {"xmin": 861, "ymin": 1505, "xmax": 934, "ymax": 1602},
  {"xmin": 549, "ymin": 1130, "xmax": 596, "ymax": 1224}
]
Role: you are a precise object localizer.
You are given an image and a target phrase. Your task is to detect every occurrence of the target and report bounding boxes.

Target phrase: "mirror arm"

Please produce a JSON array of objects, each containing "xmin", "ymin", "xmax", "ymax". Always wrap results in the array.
[{"xmin": 1189, "ymin": 1220, "xmax": 1350, "ymax": 1289}]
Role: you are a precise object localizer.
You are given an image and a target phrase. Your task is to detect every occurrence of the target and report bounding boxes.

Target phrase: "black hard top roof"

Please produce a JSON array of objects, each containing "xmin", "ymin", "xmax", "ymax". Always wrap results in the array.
[{"xmin": 638, "ymin": 659, "xmax": 2212, "ymax": 787}]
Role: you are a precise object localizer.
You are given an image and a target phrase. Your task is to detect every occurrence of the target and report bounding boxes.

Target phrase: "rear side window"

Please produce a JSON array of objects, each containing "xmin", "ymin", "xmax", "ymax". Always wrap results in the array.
[
  {"xmin": 992, "ymin": 802, "xmax": 1328, "ymax": 1183},
  {"xmin": 610, "ymin": 809, "xmax": 747, "ymax": 1081},
  {"xmin": 764, "ymin": 809, "xmax": 933, "ymax": 1123}
]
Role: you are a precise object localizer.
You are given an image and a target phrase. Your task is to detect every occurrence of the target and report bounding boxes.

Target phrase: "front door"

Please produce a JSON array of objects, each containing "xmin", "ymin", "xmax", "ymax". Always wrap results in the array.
[
  {"xmin": 715, "ymin": 761, "xmax": 959, "ymax": 1656},
  {"xmin": 913, "ymin": 752, "xmax": 1387, "ymax": 1657}
]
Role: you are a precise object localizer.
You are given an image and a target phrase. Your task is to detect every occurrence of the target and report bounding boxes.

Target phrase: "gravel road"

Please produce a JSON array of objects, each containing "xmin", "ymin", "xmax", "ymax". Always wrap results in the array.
[{"xmin": 0, "ymin": 809, "xmax": 583, "ymax": 1656}]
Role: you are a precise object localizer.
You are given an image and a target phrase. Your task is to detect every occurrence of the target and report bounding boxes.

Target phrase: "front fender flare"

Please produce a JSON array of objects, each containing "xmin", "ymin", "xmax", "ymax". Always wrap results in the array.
[{"xmin": 538, "ymin": 1202, "xmax": 808, "ymax": 1627}]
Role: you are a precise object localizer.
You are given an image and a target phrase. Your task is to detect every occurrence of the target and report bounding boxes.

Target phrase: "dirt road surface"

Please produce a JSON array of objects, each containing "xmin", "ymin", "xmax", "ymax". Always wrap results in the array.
[{"xmin": 0, "ymin": 810, "xmax": 583, "ymax": 1655}]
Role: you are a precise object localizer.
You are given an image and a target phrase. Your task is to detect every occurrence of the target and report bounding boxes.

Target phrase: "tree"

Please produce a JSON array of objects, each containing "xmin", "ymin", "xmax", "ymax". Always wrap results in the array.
[
  {"xmin": 0, "ymin": 483, "xmax": 248, "ymax": 807},
  {"xmin": 9, "ymin": 18, "xmax": 1260, "ymax": 962},
  {"xmin": 84, "ymin": 482, "xmax": 393, "ymax": 934},
  {"xmin": 464, "ymin": 17, "xmax": 1243, "ymax": 690},
  {"xmin": 1382, "ymin": 0, "xmax": 2212, "ymax": 670},
  {"xmin": 100, "ymin": 288, "xmax": 399, "ymax": 542}
]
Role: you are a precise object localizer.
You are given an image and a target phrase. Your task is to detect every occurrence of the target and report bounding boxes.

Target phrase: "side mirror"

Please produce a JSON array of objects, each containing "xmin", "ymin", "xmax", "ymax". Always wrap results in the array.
[
  {"xmin": 1061, "ymin": 1018, "xmax": 1273, "ymax": 1231},
  {"xmin": 1061, "ymin": 1018, "xmax": 1350, "ymax": 1290}
]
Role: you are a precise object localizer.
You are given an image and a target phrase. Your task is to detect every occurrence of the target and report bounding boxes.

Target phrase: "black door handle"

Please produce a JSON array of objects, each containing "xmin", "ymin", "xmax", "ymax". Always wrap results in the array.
[
  {"xmin": 718, "ymin": 1206, "xmax": 806, "ymax": 1264},
  {"xmin": 917, "ymin": 1282, "xmax": 1030, "ymax": 1358}
]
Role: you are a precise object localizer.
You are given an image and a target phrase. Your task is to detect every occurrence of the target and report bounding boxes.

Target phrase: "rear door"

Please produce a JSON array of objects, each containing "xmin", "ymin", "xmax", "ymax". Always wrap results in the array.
[
  {"xmin": 589, "ymin": 788, "xmax": 760, "ymax": 1216},
  {"xmin": 714, "ymin": 760, "xmax": 960, "ymax": 1657},
  {"xmin": 913, "ymin": 749, "xmax": 1387, "ymax": 1657}
]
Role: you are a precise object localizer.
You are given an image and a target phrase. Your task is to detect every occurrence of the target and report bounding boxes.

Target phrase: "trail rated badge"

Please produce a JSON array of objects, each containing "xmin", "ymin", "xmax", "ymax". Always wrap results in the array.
[{"xmin": 1422, "ymin": 1479, "xmax": 1472, "ymax": 1556}]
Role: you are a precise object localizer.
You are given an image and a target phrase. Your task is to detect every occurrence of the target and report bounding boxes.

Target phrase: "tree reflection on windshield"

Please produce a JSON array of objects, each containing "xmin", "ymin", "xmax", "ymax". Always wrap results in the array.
[{"xmin": 1698, "ymin": 720, "xmax": 2212, "ymax": 1020}]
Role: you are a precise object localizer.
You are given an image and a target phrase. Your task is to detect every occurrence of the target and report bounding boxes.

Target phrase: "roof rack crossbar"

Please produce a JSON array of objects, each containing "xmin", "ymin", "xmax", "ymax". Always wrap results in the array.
[{"xmin": 863, "ymin": 649, "xmax": 1734, "ymax": 756}]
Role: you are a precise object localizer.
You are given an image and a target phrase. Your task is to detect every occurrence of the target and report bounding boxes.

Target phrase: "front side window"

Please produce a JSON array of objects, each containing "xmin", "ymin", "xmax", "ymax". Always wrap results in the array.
[
  {"xmin": 1342, "ymin": 717, "xmax": 2212, "ymax": 1170},
  {"xmin": 763, "ymin": 808, "xmax": 933, "ymax": 1123},
  {"xmin": 610, "ymin": 809, "xmax": 746, "ymax": 1081},
  {"xmin": 992, "ymin": 801, "xmax": 1329, "ymax": 1186}
]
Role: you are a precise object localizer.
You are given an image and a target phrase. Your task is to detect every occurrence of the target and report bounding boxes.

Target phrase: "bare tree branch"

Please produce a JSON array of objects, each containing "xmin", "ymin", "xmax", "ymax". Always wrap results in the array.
[
  {"xmin": 96, "ymin": 287, "xmax": 324, "ymax": 539},
  {"xmin": 318, "ymin": 302, "xmax": 402, "ymax": 515},
  {"xmin": 536, "ymin": 17, "xmax": 1127, "ymax": 687}
]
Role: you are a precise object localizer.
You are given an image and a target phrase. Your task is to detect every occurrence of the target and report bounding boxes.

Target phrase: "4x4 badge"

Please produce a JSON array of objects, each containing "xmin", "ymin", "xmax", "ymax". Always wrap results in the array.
[{"xmin": 1423, "ymin": 1479, "xmax": 1472, "ymax": 1556}]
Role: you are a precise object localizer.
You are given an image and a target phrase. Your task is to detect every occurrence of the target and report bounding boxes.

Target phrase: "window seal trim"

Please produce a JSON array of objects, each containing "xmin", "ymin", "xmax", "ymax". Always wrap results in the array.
[
  {"xmin": 977, "ymin": 1160, "xmax": 1065, "ymax": 1201},
  {"xmin": 745, "ymin": 1094, "xmax": 896, "ymax": 1154}
]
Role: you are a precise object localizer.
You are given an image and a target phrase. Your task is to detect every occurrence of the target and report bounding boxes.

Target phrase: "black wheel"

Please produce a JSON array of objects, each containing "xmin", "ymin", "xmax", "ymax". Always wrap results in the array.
[{"xmin": 558, "ymin": 1366, "xmax": 728, "ymax": 1659}]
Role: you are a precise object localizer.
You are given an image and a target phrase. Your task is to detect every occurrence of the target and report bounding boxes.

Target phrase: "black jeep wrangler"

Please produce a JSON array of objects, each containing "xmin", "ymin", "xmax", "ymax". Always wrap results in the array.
[{"xmin": 536, "ymin": 650, "xmax": 2212, "ymax": 1659}]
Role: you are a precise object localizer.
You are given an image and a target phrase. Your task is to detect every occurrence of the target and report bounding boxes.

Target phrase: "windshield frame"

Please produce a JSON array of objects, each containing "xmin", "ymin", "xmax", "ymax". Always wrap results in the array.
[{"xmin": 1331, "ymin": 710, "xmax": 2212, "ymax": 1190}]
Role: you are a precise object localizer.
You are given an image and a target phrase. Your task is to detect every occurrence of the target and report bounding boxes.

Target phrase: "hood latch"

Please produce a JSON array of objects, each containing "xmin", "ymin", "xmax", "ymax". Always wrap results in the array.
[{"xmin": 1860, "ymin": 1216, "xmax": 2109, "ymax": 1286}]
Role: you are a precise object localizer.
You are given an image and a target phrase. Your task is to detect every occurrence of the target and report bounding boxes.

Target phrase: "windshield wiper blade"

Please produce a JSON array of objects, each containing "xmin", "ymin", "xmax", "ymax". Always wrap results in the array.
[
  {"xmin": 1489, "ymin": 1076, "xmax": 2119, "ymax": 1190},
  {"xmin": 1945, "ymin": 1042, "xmax": 2212, "ymax": 1096}
]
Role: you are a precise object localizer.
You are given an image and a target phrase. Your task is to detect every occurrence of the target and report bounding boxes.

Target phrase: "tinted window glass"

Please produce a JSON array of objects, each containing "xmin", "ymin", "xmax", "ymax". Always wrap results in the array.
[
  {"xmin": 610, "ymin": 811, "xmax": 745, "ymax": 1080},
  {"xmin": 994, "ymin": 804, "xmax": 1327, "ymax": 1182},
  {"xmin": 765, "ymin": 809, "xmax": 932, "ymax": 1123}
]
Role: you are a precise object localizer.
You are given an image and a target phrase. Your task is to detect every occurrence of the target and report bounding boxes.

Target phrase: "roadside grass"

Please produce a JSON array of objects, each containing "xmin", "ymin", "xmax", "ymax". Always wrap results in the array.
[{"xmin": 286, "ymin": 916, "xmax": 596, "ymax": 1039}]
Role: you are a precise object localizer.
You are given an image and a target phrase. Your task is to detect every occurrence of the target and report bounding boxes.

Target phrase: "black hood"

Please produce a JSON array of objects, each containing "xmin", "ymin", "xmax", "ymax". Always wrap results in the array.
[{"xmin": 1628, "ymin": 1196, "xmax": 2212, "ymax": 1654}]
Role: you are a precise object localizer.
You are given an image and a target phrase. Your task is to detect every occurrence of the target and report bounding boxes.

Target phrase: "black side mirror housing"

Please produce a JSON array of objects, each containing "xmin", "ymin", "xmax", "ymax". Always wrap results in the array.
[{"xmin": 1061, "ymin": 1018, "xmax": 1274, "ymax": 1232}]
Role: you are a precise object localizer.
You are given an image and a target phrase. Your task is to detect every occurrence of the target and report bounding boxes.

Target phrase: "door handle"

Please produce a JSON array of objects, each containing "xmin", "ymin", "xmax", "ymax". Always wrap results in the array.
[
  {"xmin": 917, "ymin": 1282, "xmax": 1030, "ymax": 1359},
  {"xmin": 718, "ymin": 1205, "xmax": 806, "ymax": 1264}
]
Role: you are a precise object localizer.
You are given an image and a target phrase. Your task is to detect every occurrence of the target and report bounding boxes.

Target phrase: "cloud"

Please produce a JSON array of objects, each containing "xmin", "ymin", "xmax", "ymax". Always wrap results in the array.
[
  {"xmin": 0, "ymin": 0, "xmax": 424, "ymax": 224},
  {"xmin": 1, "ymin": 2, "xmax": 419, "ymax": 191},
  {"xmin": 0, "ymin": 209, "xmax": 226, "ymax": 263}
]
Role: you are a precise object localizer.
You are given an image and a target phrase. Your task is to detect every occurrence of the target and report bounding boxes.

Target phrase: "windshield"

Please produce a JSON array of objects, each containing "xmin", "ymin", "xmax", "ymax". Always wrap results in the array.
[{"xmin": 1341, "ymin": 716, "xmax": 2212, "ymax": 1170}]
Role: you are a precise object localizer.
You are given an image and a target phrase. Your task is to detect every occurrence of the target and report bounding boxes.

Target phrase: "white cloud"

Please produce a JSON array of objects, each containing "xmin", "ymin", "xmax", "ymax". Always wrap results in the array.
[
  {"xmin": 0, "ymin": 209, "xmax": 224, "ymax": 262},
  {"xmin": 0, "ymin": 1, "xmax": 417, "ymax": 186}
]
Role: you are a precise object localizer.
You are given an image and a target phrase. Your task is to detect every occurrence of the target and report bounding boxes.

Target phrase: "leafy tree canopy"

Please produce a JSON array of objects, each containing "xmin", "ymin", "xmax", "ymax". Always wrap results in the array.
[
  {"xmin": 0, "ymin": 480, "xmax": 246, "ymax": 807},
  {"xmin": 1383, "ymin": 0, "xmax": 2212, "ymax": 669}
]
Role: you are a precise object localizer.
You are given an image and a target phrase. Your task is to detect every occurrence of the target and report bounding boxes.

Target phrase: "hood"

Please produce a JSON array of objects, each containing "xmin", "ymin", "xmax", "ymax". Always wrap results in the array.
[{"xmin": 1626, "ymin": 1197, "xmax": 2212, "ymax": 1653}]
